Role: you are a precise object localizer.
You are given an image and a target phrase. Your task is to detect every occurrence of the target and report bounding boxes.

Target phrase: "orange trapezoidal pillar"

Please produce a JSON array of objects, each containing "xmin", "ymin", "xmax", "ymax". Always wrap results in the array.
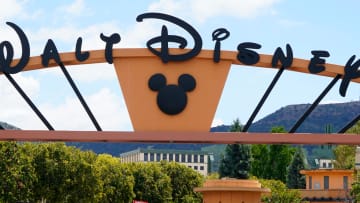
[
  {"xmin": 194, "ymin": 179, "xmax": 270, "ymax": 203},
  {"xmin": 113, "ymin": 50, "xmax": 231, "ymax": 132}
]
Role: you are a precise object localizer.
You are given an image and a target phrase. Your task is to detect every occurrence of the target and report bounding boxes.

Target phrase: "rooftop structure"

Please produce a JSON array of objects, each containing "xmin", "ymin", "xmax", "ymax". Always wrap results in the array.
[
  {"xmin": 299, "ymin": 169, "xmax": 353, "ymax": 202},
  {"xmin": 120, "ymin": 148, "xmax": 210, "ymax": 176}
]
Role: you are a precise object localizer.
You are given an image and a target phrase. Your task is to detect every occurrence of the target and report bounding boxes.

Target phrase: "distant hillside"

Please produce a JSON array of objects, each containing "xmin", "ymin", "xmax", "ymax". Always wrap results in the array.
[
  {"xmin": 213, "ymin": 101, "xmax": 360, "ymax": 133},
  {"xmin": 68, "ymin": 101, "xmax": 360, "ymax": 156},
  {"xmin": 249, "ymin": 101, "xmax": 360, "ymax": 133},
  {"xmin": 0, "ymin": 121, "xmax": 20, "ymax": 130},
  {"xmin": 2, "ymin": 101, "xmax": 359, "ymax": 156}
]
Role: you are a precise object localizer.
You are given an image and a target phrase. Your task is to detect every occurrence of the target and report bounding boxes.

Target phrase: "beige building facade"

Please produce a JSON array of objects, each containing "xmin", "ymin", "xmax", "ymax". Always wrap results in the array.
[{"xmin": 120, "ymin": 148, "xmax": 210, "ymax": 176}]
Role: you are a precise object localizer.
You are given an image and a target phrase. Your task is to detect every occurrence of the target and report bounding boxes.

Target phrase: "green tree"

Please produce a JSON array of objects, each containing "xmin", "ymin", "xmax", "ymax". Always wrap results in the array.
[
  {"xmin": 333, "ymin": 121, "xmax": 360, "ymax": 170},
  {"xmin": 31, "ymin": 143, "xmax": 101, "ymax": 202},
  {"xmin": 352, "ymin": 179, "xmax": 360, "ymax": 202},
  {"xmin": 206, "ymin": 172, "xmax": 220, "ymax": 180},
  {"xmin": 95, "ymin": 154, "xmax": 135, "ymax": 203},
  {"xmin": 160, "ymin": 161, "xmax": 203, "ymax": 203},
  {"xmin": 219, "ymin": 119, "xmax": 251, "ymax": 179},
  {"xmin": 348, "ymin": 121, "xmax": 360, "ymax": 200},
  {"xmin": 250, "ymin": 144, "xmax": 269, "ymax": 178},
  {"xmin": 0, "ymin": 142, "xmax": 36, "ymax": 203},
  {"xmin": 229, "ymin": 118, "xmax": 242, "ymax": 132},
  {"xmin": 333, "ymin": 145, "xmax": 355, "ymax": 169},
  {"xmin": 286, "ymin": 147, "xmax": 306, "ymax": 189},
  {"xmin": 260, "ymin": 179, "xmax": 302, "ymax": 203},
  {"xmin": 31, "ymin": 143, "xmax": 70, "ymax": 202},
  {"xmin": 348, "ymin": 120, "xmax": 360, "ymax": 134},
  {"xmin": 131, "ymin": 162, "xmax": 172, "ymax": 203},
  {"xmin": 265, "ymin": 126, "xmax": 295, "ymax": 183},
  {"xmin": 65, "ymin": 150, "xmax": 101, "ymax": 203}
]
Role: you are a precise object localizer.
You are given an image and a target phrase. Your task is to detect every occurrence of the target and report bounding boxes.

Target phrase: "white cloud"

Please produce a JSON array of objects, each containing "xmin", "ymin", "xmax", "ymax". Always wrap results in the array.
[
  {"xmin": 148, "ymin": 0, "xmax": 186, "ymax": 16},
  {"xmin": 0, "ymin": 73, "xmax": 43, "ymax": 129},
  {"xmin": 64, "ymin": 0, "xmax": 86, "ymax": 16},
  {"xmin": 27, "ymin": 20, "xmax": 157, "ymax": 82},
  {"xmin": 0, "ymin": 73, "xmax": 40, "ymax": 101},
  {"xmin": 121, "ymin": 21, "xmax": 159, "ymax": 48},
  {"xmin": 87, "ymin": 88, "xmax": 132, "ymax": 130},
  {"xmin": 0, "ymin": 0, "xmax": 42, "ymax": 22},
  {"xmin": 0, "ymin": 74, "xmax": 132, "ymax": 131},
  {"xmin": 278, "ymin": 19, "xmax": 306, "ymax": 27},
  {"xmin": 0, "ymin": 0, "xmax": 24, "ymax": 21},
  {"xmin": 320, "ymin": 100, "xmax": 343, "ymax": 105},
  {"xmin": 28, "ymin": 19, "xmax": 156, "ymax": 53},
  {"xmin": 39, "ymin": 88, "xmax": 132, "ymax": 131},
  {"xmin": 148, "ymin": 0, "xmax": 281, "ymax": 22},
  {"xmin": 65, "ymin": 63, "xmax": 118, "ymax": 83}
]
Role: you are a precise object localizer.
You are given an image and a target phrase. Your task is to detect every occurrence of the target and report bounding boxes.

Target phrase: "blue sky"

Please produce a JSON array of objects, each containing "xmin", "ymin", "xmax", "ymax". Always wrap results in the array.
[{"xmin": 0, "ymin": 0, "xmax": 359, "ymax": 130}]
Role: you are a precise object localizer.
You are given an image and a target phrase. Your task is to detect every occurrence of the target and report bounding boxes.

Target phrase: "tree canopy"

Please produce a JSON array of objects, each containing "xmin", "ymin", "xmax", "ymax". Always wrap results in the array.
[
  {"xmin": 0, "ymin": 141, "xmax": 204, "ymax": 203},
  {"xmin": 286, "ymin": 147, "xmax": 306, "ymax": 189},
  {"xmin": 333, "ymin": 121, "xmax": 360, "ymax": 170},
  {"xmin": 263, "ymin": 127, "xmax": 295, "ymax": 183},
  {"xmin": 260, "ymin": 179, "xmax": 302, "ymax": 203},
  {"xmin": 219, "ymin": 118, "xmax": 251, "ymax": 179}
]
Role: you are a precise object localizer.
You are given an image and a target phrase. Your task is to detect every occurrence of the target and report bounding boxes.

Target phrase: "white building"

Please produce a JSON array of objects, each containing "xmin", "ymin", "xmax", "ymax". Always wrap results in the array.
[
  {"xmin": 315, "ymin": 158, "xmax": 334, "ymax": 169},
  {"xmin": 120, "ymin": 148, "xmax": 210, "ymax": 176}
]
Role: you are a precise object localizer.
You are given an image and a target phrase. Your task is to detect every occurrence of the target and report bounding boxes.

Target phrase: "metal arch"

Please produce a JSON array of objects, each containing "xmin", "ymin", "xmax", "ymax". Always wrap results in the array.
[{"xmin": 0, "ymin": 49, "xmax": 359, "ymax": 144}]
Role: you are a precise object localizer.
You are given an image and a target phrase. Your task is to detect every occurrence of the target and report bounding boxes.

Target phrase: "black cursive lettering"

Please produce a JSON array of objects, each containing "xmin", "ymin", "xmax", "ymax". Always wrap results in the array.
[
  {"xmin": 0, "ymin": 22, "xmax": 30, "ymax": 74},
  {"xmin": 100, "ymin": 33, "xmax": 121, "ymax": 64},
  {"xmin": 308, "ymin": 50, "xmax": 330, "ymax": 74},
  {"xmin": 212, "ymin": 28, "xmax": 230, "ymax": 63},
  {"xmin": 340, "ymin": 55, "xmax": 360, "ymax": 97},
  {"xmin": 272, "ymin": 44, "xmax": 293, "ymax": 69},
  {"xmin": 41, "ymin": 39, "xmax": 62, "ymax": 67},
  {"xmin": 75, "ymin": 37, "xmax": 89, "ymax": 62},
  {"xmin": 237, "ymin": 42, "xmax": 261, "ymax": 65},
  {"xmin": 136, "ymin": 12, "xmax": 202, "ymax": 63}
]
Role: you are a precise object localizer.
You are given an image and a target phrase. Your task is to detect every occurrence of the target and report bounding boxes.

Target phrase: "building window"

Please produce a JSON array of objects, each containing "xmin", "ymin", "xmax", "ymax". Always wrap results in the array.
[
  {"xmin": 188, "ymin": 166, "xmax": 192, "ymax": 168},
  {"xmin": 150, "ymin": 153, "xmax": 154, "ymax": 161},
  {"xmin": 200, "ymin": 155, "xmax": 204, "ymax": 163},
  {"xmin": 314, "ymin": 183, "xmax": 320, "ymax": 189},
  {"xmin": 309, "ymin": 176, "xmax": 312, "ymax": 189},
  {"xmin": 187, "ymin": 155, "xmax": 192, "ymax": 163},
  {"xmin": 324, "ymin": 176, "xmax": 329, "ymax": 190},
  {"xmin": 194, "ymin": 155, "xmax": 198, "ymax": 163},
  {"xmin": 169, "ymin": 153, "xmax": 173, "ymax": 161},
  {"xmin": 156, "ymin": 153, "xmax": 161, "ymax": 161},
  {"xmin": 144, "ymin": 153, "xmax": 148, "ymax": 161},
  {"xmin": 175, "ymin": 154, "xmax": 180, "ymax": 162},
  {"xmin": 200, "ymin": 166, "xmax": 204, "ymax": 170},
  {"xmin": 181, "ymin": 154, "xmax": 186, "ymax": 163},
  {"xmin": 344, "ymin": 176, "xmax": 348, "ymax": 190},
  {"xmin": 194, "ymin": 166, "xmax": 198, "ymax": 170},
  {"xmin": 328, "ymin": 162, "xmax": 332, "ymax": 168},
  {"xmin": 162, "ymin": 153, "xmax": 167, "ymax": 160},
  {"xmin": 322, "ymin": 162, "xmax": 326, "ymax": 168}
]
